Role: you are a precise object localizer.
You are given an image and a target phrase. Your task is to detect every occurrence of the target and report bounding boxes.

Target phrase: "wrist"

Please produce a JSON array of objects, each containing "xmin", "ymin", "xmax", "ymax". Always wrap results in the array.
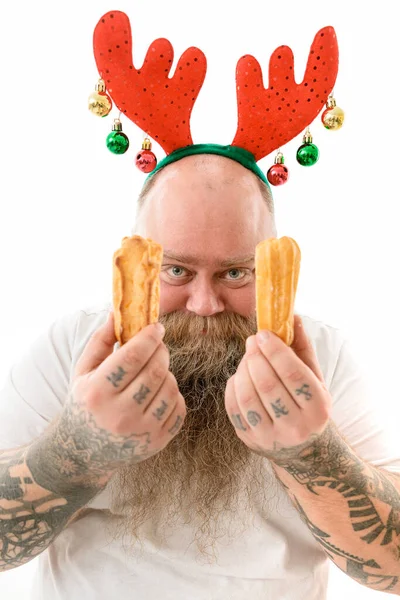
[
  {"xmin": 264, "ymin": 421, "xmax": 347, "ymax": 470},
  {"xmin": 26, "ymin": 421, "xmax": 113, "ymax": 501}
]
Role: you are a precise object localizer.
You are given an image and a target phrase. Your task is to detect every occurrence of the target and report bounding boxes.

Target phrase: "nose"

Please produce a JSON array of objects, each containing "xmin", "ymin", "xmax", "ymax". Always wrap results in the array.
[{"xmin": 185, "ymin": 277, "xmax": 225, "ymax": 317}]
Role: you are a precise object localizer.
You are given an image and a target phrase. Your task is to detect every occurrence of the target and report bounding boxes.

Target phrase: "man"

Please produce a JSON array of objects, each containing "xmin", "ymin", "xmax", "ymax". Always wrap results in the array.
[{"xmin": 0, "ymin": 152, "xmax": 400, "ymax": 600}]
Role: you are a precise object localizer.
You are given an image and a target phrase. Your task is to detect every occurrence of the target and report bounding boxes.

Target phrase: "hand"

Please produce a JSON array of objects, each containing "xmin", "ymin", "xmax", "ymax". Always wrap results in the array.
[
  {"xmin": 47, "ymin": 312, "xmax": 186, "ymax": 486},
  {"xmin": 224, "ymin": 315, "xmax": 332, "ymax": 461}
]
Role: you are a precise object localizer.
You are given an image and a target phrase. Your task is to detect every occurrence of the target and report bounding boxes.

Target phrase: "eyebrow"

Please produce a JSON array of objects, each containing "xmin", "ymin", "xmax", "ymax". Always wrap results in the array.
[{"xmin": 162, "ymin": 251, "xmax": 255, "ymax": 268}]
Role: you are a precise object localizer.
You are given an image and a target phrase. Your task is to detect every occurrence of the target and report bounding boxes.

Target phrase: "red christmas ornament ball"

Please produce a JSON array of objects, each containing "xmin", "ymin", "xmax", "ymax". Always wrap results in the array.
[
  {"xmin": 267, "ymin": 164, "xmax": 289, "ymax": 186},
  {"xmin": 135, "ymin": 150, "xmax": 157, "ymax": 173}
]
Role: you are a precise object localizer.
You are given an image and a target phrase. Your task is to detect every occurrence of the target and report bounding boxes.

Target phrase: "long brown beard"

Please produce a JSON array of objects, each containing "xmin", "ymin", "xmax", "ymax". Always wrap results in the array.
[{"xmin": 108, "ymin": 311, "xmax": 280, "ymax": 563}]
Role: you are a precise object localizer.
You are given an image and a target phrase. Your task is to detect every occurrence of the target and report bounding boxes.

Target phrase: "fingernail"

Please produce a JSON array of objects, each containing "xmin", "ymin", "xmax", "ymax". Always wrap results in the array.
[
  {"xmin": 155, "ymin": 322, "xmax": 165, "ymax": 336},
  {"xmin": 246, "ymin": 336, "xmax": 259, "ymax": 354},
  {"xmin": 256, "ymin": 330, "xmax": 270, "ymax": 344}
]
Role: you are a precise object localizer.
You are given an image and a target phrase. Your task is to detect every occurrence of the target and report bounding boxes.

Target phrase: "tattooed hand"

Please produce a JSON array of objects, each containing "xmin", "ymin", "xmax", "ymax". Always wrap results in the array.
[
  {"xmin": 225, "ymin": 315, "xmax": 332, "ymax": 463},
  {"xmin": 30, "ymin": 312, "xmax": 186, "ymax": 492}
]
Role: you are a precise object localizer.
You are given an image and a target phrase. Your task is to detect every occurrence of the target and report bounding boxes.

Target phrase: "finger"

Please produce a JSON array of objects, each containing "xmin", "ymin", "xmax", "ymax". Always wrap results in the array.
[
  {"xmin": 255, "ymin": 330, "xmax": 326, "ymax": 410},
  {"xmin": 144, "ymin": 372, "xmax": 182, "ymax": 424},
  {"xmin": 119, "ymin": 343, "xmax": 170, "ymax": 411},
  {"xmin": 162, "ymin": 383, "xmax": 187, "ymax": 437},
  {"xmin": 93, "ymin": 323, "xmax": 166, "ymax": 392},
  {"xmin": 164, "ymin": 409, "xmax": 186, "ymax": 438},
  {"xmin": 233, "ymin": 356, "xmax": 273, "ymax": 428},
  {"xmin": 225, "ymin": 375, "xmax": 249, "ymax": 434},
  {"xmin": 245, "ymin": 336, "xmax": 300, "ymax": 419},
  {"xmin": 291, "ymin": 315, "xmax": 325, "ymax": 382},
  {"xmin": 75, "ymin": 311, "xmax": 116, "ymax": 377}
]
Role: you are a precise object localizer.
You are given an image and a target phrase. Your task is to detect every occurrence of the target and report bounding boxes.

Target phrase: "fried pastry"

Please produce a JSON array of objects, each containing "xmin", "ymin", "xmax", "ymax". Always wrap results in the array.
[
  {"xmin": 255, "ymin": 236, "xmax": 301, "ymax": 346},
  {"xmin": 113, "ymin": 235, "xmax": 163, "ymax": 345}
]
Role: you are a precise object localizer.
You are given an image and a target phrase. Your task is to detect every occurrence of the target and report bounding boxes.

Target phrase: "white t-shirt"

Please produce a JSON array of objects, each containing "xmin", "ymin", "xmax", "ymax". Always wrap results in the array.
[{"xmin": 0, "ymin": 303, "xmax": 399, "ymax": 600}]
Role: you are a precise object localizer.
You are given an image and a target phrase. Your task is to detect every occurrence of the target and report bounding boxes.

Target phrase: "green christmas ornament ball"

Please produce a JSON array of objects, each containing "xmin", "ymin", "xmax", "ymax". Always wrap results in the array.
[
  {"xmin": 296, "ymin": 143, "xmax": 319, "ymax": 167},
  {"xmin": 106, "ymin": 131, "xmax": 129, "ymax": 155}
]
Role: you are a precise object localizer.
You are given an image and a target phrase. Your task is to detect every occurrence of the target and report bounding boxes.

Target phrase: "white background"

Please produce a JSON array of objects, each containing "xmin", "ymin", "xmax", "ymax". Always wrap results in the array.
[{"xmin": 0, "ymin": 0, "xmax": 399, "ymax": 597}]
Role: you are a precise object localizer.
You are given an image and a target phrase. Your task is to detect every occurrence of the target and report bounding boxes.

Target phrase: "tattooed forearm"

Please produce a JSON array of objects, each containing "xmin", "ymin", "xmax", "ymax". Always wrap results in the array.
[
  {"xmin": 0, "ymin": 446, "xmax": 95, "ymax": 572},
  {"xmin": 0, "ymin": 391, "xmax": 161, "ymax": 573},
  {"xmin": 292, "ymin": 495, "xmax": 399, "ymax": 593},
  {"xmin": 268, "ymin": 421, "xmax": 400, "ymax": 592},
  {"xmin": 28, "ymin": 401, "xmax": 153, "ymax": 493}
]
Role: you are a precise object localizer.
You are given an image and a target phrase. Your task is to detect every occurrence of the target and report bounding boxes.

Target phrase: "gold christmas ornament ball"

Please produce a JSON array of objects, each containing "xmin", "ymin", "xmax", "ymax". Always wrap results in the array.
[
  {"xmin": 88, "ymin": 91, "xmax": 112, "ymax": 117},
  {"xmin": 321, "ymin": 105, "xmax": 345, "ymax": 130}
]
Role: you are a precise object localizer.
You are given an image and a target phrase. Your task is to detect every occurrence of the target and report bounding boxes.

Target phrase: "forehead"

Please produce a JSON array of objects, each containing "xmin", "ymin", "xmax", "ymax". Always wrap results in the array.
[
  {"xmin": 161, "ymin": 248, "xmax": 255, "ymax": 268},
  {"xmin": 136, "ymin": 156, "xmax": 275, "ymax": 262}
]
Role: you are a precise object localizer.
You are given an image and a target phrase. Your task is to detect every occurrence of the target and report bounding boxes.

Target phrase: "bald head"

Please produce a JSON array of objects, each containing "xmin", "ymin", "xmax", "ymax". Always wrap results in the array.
[{"xmin": 134, "ymin": 154, "xmax": 276, "ymax": 237}]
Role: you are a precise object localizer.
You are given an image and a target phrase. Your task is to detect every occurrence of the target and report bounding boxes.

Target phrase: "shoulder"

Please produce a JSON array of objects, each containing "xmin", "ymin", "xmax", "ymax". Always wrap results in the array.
[
  {"xmin": 68, "ymin": 301, "xmax": 112, "ymax": 362},
  {"xmin": 43, "ymin": 302, "xmax": 112, "ymax": 372},
  {"xmin": 75, "ymin": 302, "xmax": 112, "ymax": 327},
  {"xmin": 50, "ymin": 302, "xmax": 112, "ymax": 341},
  {"xmin": 299, "ymin": 313, "xmax": 345, "ymax": 350},
  {"xmin": 298, "ymin": 314, "xmax": 346, "ymax": 389}
]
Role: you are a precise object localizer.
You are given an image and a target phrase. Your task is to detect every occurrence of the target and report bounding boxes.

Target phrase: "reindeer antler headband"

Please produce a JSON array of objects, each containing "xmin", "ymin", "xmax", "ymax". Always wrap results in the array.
[{"xmin": 90, "ymin": 10, "xmax": 342, "ymax": 187}]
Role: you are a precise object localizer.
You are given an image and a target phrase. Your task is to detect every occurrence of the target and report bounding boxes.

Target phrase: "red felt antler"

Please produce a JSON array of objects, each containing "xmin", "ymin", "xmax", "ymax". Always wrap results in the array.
[
  {"xmin": 93, "ymin": 11, "xmax": 207, "ymax": 154},
  {"xmin": 232, "ymin": 27, "xmax": 339, "ymax": 161}
]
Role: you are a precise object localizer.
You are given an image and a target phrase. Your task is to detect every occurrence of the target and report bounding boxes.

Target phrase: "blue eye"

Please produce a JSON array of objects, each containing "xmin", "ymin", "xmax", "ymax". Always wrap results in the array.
[
  {"xmin": 169, "ymin": 266, "xmax": 187, "ymax": 277},
  {"xmin": 226, "ymin": 269, "xmax": 244, "ymax": 280}
]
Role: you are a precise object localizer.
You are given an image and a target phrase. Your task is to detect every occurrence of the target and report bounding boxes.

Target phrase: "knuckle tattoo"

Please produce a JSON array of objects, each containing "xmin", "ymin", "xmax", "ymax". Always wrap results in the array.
[
  {"xmin": 133, "ymin": 383, "xmax": 151, "ymax": 405},
  {"xmin": 247, "ymin": 410, "xmax": 262, "ymax": 427},
  {"xmin": 295, "ymin": 383, "xmax": 312, "ymax": 400},
  {"xmin": 106, "ymin": 366, "xmax": 127, "ymax": 388},
  {"xmin": 270, "ymin": 398, "xmax": 289, "ymax": 418},
  {"xmin": 168, "ymin": 414, "xmax": 184, "ymax": 436},
  {"xmin": 152, "ymin": 400, "xmax": 169, "ymax": 421}
]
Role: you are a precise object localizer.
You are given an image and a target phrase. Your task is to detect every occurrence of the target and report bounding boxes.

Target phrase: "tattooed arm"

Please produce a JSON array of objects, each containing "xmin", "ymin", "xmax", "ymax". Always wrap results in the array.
[
  {"xmin": 0, "ymin": 441, "xmax": 103, "ymax": 572},
  {"xmin": 225, "ymin": 322, "xmax": 400, "ymax": 594},
  {"xmin": 0, "ymin": 318, "xmax": 186, "ymax": 572},
  {"xmin": 0, "ymin": 306, "xmax": 187, "ymax": 573},
  {"xmin": 268, "ymin": 423, "xmax": 400, "ymax": 595}
]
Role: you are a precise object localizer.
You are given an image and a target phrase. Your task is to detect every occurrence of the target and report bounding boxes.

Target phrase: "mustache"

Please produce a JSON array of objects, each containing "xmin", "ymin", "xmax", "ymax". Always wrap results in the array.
[
  {"xmin": 159, "ymin": 310, "xmax": 257, "ymax": 342},
  {"xmin": 158, "ymin": 310, "xmax": 258, "ymax": 385}
]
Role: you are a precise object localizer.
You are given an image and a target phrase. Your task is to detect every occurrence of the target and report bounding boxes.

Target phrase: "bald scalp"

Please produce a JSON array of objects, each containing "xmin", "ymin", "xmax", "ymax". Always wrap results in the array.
[{"xmin": 134, "ymin": 154, "xmax": 275, "ymax": 229}]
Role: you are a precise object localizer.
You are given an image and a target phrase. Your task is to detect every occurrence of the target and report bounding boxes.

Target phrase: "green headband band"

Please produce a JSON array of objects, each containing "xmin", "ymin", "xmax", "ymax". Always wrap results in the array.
[{"xmin": 145, "ymin": 144, "xmax": 272, "ymax": 190}]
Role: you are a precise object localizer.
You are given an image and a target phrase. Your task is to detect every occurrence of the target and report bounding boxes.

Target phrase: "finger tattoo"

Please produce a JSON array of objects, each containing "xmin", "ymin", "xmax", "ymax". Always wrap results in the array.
[
  {"xmin": 152, "ymin": 400, "xmax": 168, "ymax": 420},
  {"xmin": 133, "ymin": 384, "xmax": 151, "ymax": 405},
  {"xmin": 106, "ymin": 366, "xmax": 127, "ymax": 388},
  {"xmin": 168, "ymin": 415, "xmax": 183, "ymax": 435},
  {"xmin": 247, "ymin": 411, "xmax": 262, "ymax": 427},
  {"xmin": 270, "ymin": 399, "xmax": 289, "ymax": 418},
  {"xmin": 231, "ymin": 414, "xmax": 247, "ymax": 431},
  {"xmin": 295, "ymin": 384, "xmax": 312, "ymax": 400}
]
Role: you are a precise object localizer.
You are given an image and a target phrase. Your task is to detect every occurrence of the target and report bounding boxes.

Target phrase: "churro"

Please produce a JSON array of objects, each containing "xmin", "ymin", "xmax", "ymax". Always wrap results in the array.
[
  {"xmin": 255, "ymin": 236, "xmax": 301, "ymax": 345},
  {"xmin": 113, "ymin": 235, "xmax": 163, "ymax": 345}
]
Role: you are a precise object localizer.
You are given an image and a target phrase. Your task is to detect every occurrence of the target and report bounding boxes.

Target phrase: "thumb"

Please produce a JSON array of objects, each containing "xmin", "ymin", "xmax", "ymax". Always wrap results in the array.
[
  {"xmin": 74, "ymin": 311, "xmax": 117, "ymax": 377},
  {"xmin": 291, "ymin": 315, "xmax": 325, "ymax": 383}
]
